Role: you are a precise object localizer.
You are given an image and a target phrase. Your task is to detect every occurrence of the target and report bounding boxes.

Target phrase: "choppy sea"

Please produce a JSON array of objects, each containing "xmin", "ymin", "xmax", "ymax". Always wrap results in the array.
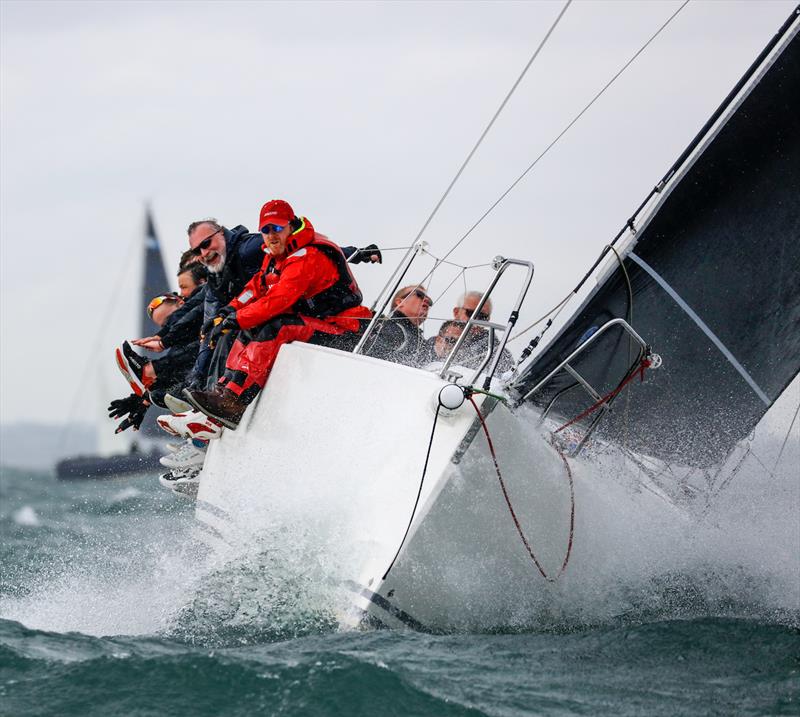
[{"xmin": 1, "ymin": 456, "xmax": 798, "ymax": 717}]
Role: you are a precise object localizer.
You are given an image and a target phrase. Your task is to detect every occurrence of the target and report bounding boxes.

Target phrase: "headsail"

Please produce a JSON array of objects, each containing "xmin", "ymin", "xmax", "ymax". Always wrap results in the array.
[{"xmin": 509, "ymin": 11, "xmax": 800, "ymax": 468}]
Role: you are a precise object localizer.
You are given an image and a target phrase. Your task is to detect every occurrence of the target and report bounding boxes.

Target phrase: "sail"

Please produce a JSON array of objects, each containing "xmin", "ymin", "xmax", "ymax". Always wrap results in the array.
[
  {"xmin": 510, "ymin": 15, "xmax": 800, "ymax": 468},
  {"xmin": 140, "ymin": 208, "xmax": 170, "ymax": 339}
]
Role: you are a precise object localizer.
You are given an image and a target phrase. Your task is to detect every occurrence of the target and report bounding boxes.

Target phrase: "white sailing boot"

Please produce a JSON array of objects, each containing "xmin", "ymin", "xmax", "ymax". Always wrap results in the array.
[
  {"xmin": 156, "ymin": 411, "xmax": 223, "ymax": 441},
  {"xmin": 164, "ymin": 393, "xmax": 193, "ymax": 414},
  {"xmin": 159, "ymin": 439, "xmax": 206, "ymax": 470},
  {"xmin": 159, "ymin": 465, "xmax": 202, "ymax": 497}
]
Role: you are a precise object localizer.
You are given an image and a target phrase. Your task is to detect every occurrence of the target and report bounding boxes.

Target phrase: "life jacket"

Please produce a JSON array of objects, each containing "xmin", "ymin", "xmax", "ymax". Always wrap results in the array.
[{"xmin": 259, "ymin": 219, "xmax": 364, "ymax": 319}]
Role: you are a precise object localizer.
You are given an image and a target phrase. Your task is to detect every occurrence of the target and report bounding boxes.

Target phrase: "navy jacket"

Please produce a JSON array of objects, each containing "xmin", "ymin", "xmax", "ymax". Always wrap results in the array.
[
  {"xmin": 190, "ymin": 225, "xmax": 264, "ymax": 385},
  {"xmin": 156, "ymin": 284, "xmax": 206, "ymax": 348}
]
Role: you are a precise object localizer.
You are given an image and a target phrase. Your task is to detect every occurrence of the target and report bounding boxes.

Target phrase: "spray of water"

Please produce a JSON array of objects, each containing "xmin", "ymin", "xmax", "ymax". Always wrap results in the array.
[{"xmin": 1, "ymin": 401, "xmax": 796, "ymax": 641}]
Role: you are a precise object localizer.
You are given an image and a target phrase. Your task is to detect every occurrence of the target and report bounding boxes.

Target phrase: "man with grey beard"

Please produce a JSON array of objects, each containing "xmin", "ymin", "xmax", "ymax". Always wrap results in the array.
[
  {"xmin": 183, "ymin": 219, "xmax": 381, "ymax": 389},
  {"xmin": 185, "ymin": 219, "xmax": 265, "ymax": 388}
]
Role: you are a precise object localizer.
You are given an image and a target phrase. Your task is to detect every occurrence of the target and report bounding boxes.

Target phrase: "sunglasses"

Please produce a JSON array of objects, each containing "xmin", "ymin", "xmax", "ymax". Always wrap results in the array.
[
  {"xmin": 440, "ymin": 336, "xmax": 459, "ymax": 345},
  {"xmin": 260, "ymin": 223, "xmax": 286, "ymax": 235},
  {"xmin": 462, "ymin": 307, "xmax": 489, "ymax": 321},
  {"xmin": 147, "ymin": 294, "xmax": 180, "ymax": 318},
  {"xmin": 405, "ymin": 289, "xmax": 433, "ymax": 306},
  {"xmin": 190, "ymin": 227, "xmax": 222, "ymax": 256}
]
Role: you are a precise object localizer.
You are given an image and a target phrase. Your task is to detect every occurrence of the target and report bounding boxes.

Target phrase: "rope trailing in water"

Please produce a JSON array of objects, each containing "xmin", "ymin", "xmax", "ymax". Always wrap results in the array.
[
  {"xmin": 382, "ymin": 404, "xmax": 442, "ymax": 580},
  {"xmin": 468, "ymin": 394, "xmax": 574, "ymax": 582},
  {"xmin": 553, "ymin": 356, "xmax": 652, "ymax": 435}
]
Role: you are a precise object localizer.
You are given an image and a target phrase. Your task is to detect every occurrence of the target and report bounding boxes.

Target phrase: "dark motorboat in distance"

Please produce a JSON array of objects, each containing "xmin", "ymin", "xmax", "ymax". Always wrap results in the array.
[{"xmin": 55, "ymin": 444, "xmax": 163, "ymax": 480}]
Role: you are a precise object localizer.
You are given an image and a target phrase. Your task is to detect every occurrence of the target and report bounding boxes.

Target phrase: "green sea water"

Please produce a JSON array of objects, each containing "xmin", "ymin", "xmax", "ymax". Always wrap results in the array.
[{"xmin": 1, "ymin": 465, "xmax": 797, "ymax": 716}]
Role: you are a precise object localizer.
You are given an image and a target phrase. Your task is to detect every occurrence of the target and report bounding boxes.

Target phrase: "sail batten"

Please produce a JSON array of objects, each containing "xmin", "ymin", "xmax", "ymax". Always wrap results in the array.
[{"xmin": 627, "ymin": 252, "xmax": 770, "ymax": 407}]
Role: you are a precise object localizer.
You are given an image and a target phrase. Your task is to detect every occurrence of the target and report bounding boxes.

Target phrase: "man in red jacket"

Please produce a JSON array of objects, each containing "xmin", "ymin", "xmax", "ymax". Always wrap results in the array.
[{"xmin": 183, "ymin": 199, "xmax": 372, "ymax": 430}]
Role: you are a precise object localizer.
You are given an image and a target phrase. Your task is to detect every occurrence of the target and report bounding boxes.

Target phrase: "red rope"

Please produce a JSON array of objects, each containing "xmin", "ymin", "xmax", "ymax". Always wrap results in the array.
[
  {"xmin": 468, "ymin": 395, "xmax": 575, "ymax": 583},
  {"xmin": 554, "ymin": 357, "xmax": 652, "ymax": 434}
]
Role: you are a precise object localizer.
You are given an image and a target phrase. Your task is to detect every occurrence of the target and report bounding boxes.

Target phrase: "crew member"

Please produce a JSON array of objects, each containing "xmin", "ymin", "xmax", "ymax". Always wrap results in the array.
[
  {"xmin": 183, "ymin": 199, "xmax": 372, "ymax": 429},
  {"xmin": 365, "ymin": 284, "xmax": 432, "ymax": 367}
]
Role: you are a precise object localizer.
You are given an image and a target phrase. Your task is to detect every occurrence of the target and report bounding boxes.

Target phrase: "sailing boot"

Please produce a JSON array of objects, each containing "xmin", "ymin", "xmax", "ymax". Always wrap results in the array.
[
  {"xmin": 164, "ymin": 393, "xmax": 193, "ymax": 414},
  {"xmin": 156, "ymin": 410, "xmax": 223, "ymax": 441},
  {"xmin": 182, "ymin": 387, "xmax": 245, "ymax": 430},
  {"xmin": 115, "ymin": 341, "xmax": 152, "ymax": 397},
  {"xmin": 159, "ymin": 438, "xmax": 207, "ymax": 470},
  {"xmin": 159, "ymin": 465, "xmax": 202, "ymax": 498}
]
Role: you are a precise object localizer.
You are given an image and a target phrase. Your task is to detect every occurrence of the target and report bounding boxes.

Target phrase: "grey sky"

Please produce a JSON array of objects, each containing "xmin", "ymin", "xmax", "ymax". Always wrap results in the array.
[{"xmin": 1, "ymin": 0, "xmax": 795, "ymax": 428}]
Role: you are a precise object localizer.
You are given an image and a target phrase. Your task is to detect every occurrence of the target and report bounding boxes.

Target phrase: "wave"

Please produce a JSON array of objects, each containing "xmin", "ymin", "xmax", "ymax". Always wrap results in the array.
[{"xmin": 1, "ymin": 616, "xmax": 796, "ymax": 717}]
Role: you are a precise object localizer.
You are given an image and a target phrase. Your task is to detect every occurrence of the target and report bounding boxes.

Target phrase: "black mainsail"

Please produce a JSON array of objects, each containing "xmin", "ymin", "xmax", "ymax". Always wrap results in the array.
[{"xmin": 509, "ymin": 9, "xmax": 800, "ymax": 468}]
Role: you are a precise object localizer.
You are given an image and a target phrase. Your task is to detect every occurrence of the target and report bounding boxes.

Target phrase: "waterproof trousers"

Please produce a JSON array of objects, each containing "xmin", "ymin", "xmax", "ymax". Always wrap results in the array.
[{"xmin": 220, "ymin": 314, "xmax": 356, "ymax": 404}]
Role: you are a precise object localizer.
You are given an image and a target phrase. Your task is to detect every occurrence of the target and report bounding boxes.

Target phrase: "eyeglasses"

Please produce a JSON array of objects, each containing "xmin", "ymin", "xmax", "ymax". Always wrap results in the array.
[
  {"xmin": 147, "ymin": 294, "xmax": 180, "ymax": 318},
  {"xmin": 190, "ymin": 227, "xmax": 222, "ymax": 256},
  {"xmin": 260, "ymin": 223, "xmax": 286, "ymax": 235},
  {"xmin": 440, "ymin": 336, "xmax": 459, "ymax": 346},
  {"xmin": 461, "ymin": 307, "xmax": 489, "ymax": 321},
  {"xmin": 404, "ymin": 289, "xmax": 433, "ymax": 306}
]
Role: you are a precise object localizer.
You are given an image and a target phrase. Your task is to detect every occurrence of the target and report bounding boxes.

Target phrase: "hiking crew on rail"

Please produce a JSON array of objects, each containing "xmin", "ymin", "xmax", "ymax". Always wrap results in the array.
[
  {"xmin": 182, "ymin": 199, "xmax": 373, "ymax": 428},
  {"xmin": 109, "ymin": 195, "xmax": 508, "ymax": 494}
]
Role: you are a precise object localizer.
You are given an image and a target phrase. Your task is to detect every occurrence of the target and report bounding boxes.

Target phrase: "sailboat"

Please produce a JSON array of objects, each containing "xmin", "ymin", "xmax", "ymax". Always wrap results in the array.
[
  {"xmin": 55, "ymin": 210, "xmax": 171, "ymax": 480},
  {"xmin": 189, "ymin": 8, "xmax": 798, "ymax": 630}
]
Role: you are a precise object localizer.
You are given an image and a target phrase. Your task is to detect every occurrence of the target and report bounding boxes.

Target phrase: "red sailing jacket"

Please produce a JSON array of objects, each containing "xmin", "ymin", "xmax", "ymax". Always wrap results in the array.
[{"xmin": 229, "ymin": 217, "xmax": 371, "ymax": 331}]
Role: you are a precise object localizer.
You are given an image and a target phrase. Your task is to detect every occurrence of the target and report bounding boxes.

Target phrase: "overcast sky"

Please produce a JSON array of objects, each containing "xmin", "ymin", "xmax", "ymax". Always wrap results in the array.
[{"xmin": 1, "ymin": 0, "xmax": 796, "ymax": 431}]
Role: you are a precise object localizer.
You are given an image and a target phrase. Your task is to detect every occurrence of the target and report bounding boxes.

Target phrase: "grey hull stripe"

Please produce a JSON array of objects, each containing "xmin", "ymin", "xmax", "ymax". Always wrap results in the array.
[
  {"xmin": 343, "ymin": 580, "xmax": 430, "ymax": 632},
  {"xmin": 196, "ymin": 499, "xmax": 231, "ymax": 522},
  {"xmin": 628, "ymin": 252, "xmax": 770, "ymax": 406},
  {"xmin": 194, "ymin": 518, "xmax": 230, "ymax": 545}
]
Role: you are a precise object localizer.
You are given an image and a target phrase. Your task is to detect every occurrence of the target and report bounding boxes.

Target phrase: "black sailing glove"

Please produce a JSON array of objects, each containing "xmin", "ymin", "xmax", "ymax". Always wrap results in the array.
[
  {"xmin": 206, "ymin": 312, "xmax": 239, "ymax": 348},
  {"xmin": 350, "ymin": 244, "xmax": 382, "ymax": 264},
  {"xmin": 201, "ymin": 306, "xmax": 236, "ymax": 343},
  {"xmin": 108, "ymin": 393, "xmax": 148, "ymax": 433}
]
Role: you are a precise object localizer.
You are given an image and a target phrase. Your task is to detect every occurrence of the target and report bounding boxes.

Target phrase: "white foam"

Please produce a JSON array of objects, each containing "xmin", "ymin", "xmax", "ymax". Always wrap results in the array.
[
  {"xmin": 110, "ymin": 487, "xmax": 142, "ymax": 502},
  {"xmin": 12, "ymin": 506, "xmax": 40, "ymax": 527}
]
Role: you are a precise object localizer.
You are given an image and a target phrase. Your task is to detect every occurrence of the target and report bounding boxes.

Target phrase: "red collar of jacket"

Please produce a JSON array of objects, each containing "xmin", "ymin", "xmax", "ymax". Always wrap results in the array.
[{"xmin": 283, "ymin": 216, "xmax": 315, "ymax": 256}]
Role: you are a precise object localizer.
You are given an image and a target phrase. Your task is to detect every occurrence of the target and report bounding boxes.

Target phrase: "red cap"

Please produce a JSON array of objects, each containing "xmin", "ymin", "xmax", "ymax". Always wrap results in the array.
[{"xmin": 259, "ymin": 199, "xmax": 295, "ymax": 232}]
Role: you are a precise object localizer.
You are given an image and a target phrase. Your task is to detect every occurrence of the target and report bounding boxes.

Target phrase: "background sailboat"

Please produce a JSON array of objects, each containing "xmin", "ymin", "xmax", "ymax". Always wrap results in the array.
[{"xmin": 55, "ymin": 208, "xmax": 171, "ymax": 479}]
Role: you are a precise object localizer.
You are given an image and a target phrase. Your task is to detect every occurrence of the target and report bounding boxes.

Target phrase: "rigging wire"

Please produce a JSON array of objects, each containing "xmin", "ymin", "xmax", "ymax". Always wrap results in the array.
[
  {"xmin": 404, "ymin": 0, "xmax": 572, "ymax": 254},
  {"xmin": 508, "ymin": 290, "xmax": 573, "ymax": 341},
  {"xmin": 360, "ymin": 2, "xmax": 572, "ymax": 332},
  {"xmin": 772, "ymin": 401, "xmax": 800, "ymax": 472},
  {"xmin": 431, "ymin": 267, "xmax": 468, "ymax": 306},
  {"xmin": 436, "ymin": 0, "xmax": 690, "ymax": 267},
  {"xmin": 58, "ymin": 227, "xmax": 142, "ymax": 452}
]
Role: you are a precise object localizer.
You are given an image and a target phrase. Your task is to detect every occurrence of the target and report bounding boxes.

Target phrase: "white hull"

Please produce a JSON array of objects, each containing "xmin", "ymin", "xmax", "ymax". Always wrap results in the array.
[{"xmin": 194, "ymin": 342, "xmax": 680, "ymax": 631}]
